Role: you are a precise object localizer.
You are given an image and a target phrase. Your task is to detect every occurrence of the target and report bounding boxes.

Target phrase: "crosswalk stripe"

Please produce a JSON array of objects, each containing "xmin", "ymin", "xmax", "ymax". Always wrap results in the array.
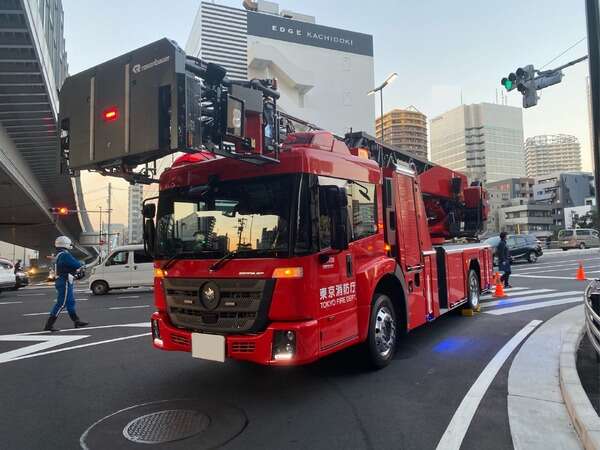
[
  {"xmin": 481, "ymin": 291, "xmax": 582, "ymax": 308},
  {"xmin": 483, "ymin": 297, "xmax": 582, "ymax": 316},
  {"xmin": 481, "ymin": 289, "xmax": 552, "ymax": 301},
  {"xmin": 514, "ymin": 265, "xmax": 600, "ymax": 275}
]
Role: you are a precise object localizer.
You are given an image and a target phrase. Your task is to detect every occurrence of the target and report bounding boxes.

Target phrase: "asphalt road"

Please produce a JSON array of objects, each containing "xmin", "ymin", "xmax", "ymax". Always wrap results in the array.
[{"xmin": 0, "ymin": 248, "xmax": 596, "ymax": 450}]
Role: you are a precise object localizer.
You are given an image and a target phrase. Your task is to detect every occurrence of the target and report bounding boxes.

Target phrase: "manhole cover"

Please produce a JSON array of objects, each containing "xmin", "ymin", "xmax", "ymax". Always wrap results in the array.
[
  {"xmin": 123, "ymin": 409, "xmax": 210, "ymax": 444},
  {"xmin": 81, "ymin": 399, "xmax": 247, "ymax": 449}
]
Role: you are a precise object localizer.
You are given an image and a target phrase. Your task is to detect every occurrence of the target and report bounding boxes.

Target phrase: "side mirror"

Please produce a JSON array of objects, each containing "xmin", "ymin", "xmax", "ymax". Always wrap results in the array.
[
  {"xmin": 142, "ymin": 203, "xmax": 156, "ymax": 219},
  {"xmin": 144, "ymin": 219, "xmax": 156, "ymax": 258},
  {"xmin": 324, "ymin": 186, "xmax": 349, "ymax": 251}
]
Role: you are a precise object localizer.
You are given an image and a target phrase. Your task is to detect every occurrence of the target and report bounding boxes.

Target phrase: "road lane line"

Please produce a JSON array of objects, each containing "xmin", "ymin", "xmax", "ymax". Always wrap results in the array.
[
  {"xmin": 8, "ymin": 332, "xmax": 151, "ymax": 363},
  {"xmin": 15, "ymin": 322, "xmax": 150, "ymax": 335},
  {"xmin": 514, "ymin": 265, "xmax": 600, "ymax": 275},
  {"xmin": 481, "ymin": 291, "xmax": 582, "ymax": 308},
  {"xmin": 483, "ymin": 297, "xmax": 582, "ymax": 315},
  {"xmin": 23, "ymin": 311, "xmax": 67, "ymax": 317},
  {"xmin": 435, "ymin": 320, "xmax": 542, "ymax": 450},
  {"xmin": 0, "ymin": 301, "xmax": 22, "ymax": 305},
  {"xmin": 0, "ymin": 334, "xmax": 90, "ymax": 364},
  {"xmin": 109, "ymin": 305, "xmax": 150, "ymax": 310},
  {"xmin": 511, "ymin": 274, "xmax": 573, "ymax": 280},
  {"xmin": 481, "ymin": 289, "xmax": 552, "ymax": 301},
  {"xmin": 117, "ymin": 295, "xmax": 140, "ymax": 299},
  {"xmin": 17, "ymin": 293, "xmax": 45, "ymax": 297}
]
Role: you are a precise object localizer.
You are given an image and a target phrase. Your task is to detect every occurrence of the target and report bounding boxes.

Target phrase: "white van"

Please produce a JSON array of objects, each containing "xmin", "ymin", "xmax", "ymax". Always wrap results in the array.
[
  {"xmin": 89, "ymin": 245, "xmax": 154, "ymax": 295},
  {"xmin": 0, "ymin": 258, "xmax": 16, "ymax": 293}
]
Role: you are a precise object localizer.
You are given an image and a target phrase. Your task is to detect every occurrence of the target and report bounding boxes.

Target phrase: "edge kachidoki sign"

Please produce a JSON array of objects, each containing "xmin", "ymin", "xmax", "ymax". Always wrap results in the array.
[{"xmin": 247, "ymin": 11, "xmax": 373, "ymax": 57}]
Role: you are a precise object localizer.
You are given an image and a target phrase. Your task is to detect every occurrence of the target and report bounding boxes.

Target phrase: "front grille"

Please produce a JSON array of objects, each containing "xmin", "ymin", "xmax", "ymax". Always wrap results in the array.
[
  {"xmin": 231, "ymin": 342, "xmax": 256, "ymax": 353},
  {"xmin": 164, "ymin": 278, "xmax": 274, "ymax": 333}
]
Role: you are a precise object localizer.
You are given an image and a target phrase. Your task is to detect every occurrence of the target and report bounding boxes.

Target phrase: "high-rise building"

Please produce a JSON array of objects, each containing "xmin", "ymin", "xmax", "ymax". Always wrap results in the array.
[
  {"xmin": 127, "ymin": 185, "xmax": 143, "ymax": 244},
  {"xmin": 430, "ymin": 103, "xmax": 525, "ymax": 184},
  {"xmin": 525, "ymin": 134, "xmax": 582, "ymax": 177},
  {"xmin": 375, "ymin": 107, "xmax": 428, "ymax": 160},
  {"xmin": 186, "ymin": 1, "xmax": 375, "ymax": 135}
]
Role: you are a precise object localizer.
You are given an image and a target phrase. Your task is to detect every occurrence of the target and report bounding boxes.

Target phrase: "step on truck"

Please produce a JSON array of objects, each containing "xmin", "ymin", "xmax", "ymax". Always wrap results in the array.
[{"xmin": 58, "ymin": 39, "xmax": 493, "ymax": 368}]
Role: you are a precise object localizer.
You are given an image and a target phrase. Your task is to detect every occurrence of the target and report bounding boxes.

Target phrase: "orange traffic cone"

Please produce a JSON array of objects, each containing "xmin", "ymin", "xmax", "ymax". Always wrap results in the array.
[
  {"xmin": 494, "ymin": 275, "xmax": 506, "ymax": 298},
  {"xmin": 576, "ymin": 261, "xmax": 587, "ymax": 281}
]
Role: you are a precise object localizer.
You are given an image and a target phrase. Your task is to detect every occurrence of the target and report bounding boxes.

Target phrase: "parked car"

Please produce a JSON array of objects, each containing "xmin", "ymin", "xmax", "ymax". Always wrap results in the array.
[
  {"xmin": 88, "ymin": 244, "xmax": 154, "ymax": 295},
  {"xmin": 558, "ymin": 228, "xmax": 600, "ymax": 250},
  {"xmin": 484, "ymin": 234, "xmax": 544, "ymax": 264},
  {"xmin": 0, "ymin": 258, "xmax": 17, "ymax": 293}
]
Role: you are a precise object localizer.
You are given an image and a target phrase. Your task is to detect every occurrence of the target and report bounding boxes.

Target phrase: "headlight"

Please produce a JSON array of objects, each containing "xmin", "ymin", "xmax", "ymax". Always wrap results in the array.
[{"xmin": 272, "ymin": 330, "xmax": 296, "ymax": 361}]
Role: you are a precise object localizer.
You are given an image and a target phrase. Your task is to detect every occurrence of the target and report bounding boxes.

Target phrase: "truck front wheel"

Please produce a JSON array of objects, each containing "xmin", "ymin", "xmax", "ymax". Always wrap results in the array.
[{"xmin": 366, "ymin": 294, "xmax": 397, "ymax": 369}]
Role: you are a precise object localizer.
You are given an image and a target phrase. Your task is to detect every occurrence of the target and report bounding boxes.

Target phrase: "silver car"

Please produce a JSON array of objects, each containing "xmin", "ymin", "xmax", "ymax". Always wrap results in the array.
[{"xmin": 559, "ymin": 228, "xmax": 600, "ymax": 250}]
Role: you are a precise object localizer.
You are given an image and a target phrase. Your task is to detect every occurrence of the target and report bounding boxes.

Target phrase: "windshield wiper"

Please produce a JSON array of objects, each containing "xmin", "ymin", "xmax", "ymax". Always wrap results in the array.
[
  {"xmin": 209, "ymin": 250, "xmax": 241, "ymax": 271},
  {"xmin": 161, "ymin": 250, "xmax": 197, "ymax": 271}
]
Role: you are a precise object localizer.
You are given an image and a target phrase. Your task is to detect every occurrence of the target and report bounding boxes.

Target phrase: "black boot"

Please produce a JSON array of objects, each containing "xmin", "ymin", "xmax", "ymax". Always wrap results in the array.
[
  {"xmin": 44, "ymin": 316, "xmax": 59, "ymax": 332},
  {"xmin": 69, "ymin": 312, "xmax": 88, "ymax": 328}
]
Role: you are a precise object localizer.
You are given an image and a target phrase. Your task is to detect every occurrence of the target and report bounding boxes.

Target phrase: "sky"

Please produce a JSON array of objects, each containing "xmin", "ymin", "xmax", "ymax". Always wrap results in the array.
[{"xmin": 62, "ymin": 0, "xmax": 593, "ymax": 227}]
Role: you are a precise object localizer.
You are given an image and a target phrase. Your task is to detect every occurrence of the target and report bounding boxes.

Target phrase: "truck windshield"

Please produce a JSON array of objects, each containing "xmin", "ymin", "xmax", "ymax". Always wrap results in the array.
[{"xmin": 156, "ymin": 174, "xmax": 303, "ymax": 259}]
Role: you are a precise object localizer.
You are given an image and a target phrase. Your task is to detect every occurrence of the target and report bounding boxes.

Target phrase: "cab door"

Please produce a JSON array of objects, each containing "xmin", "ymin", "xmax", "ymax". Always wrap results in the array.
[
  {"xmin": 394, "ymin": 173, "xmax": 427, "ymax": 330},
  {"xmin": 316, "ymin": 176, "xmax": 358, "ymax": 351}
]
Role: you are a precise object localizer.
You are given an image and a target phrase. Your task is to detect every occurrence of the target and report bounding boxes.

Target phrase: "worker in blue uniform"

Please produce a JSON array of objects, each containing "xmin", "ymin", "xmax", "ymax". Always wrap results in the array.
[{"xmin": 43, "ymin": 236, "xmax": 88, "ymax": 332}]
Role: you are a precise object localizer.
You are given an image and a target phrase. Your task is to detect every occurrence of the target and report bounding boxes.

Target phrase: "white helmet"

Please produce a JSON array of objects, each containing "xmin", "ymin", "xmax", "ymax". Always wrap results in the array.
[{"xmin": 55, "ymin": 236, "xmax": 73, "ymax": 249}]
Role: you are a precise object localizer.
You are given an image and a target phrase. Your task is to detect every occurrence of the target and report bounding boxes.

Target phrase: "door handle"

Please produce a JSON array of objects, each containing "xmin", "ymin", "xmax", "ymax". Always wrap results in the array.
[
  {"xmin": 124, "ymin": 265, "xmax": 130, "ymax": 268},
  {"xmin": 346, "ymin": 254, "xmax": 353, "ymax": 277},
  {"xmin": 133, "ymin": 266, "xmax": 137, "ymax": 270}
]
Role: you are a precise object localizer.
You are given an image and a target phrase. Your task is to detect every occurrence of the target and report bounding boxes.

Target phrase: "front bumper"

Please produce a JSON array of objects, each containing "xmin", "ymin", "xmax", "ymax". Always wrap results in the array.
[{"xmin": 151, "ymin": 311, "xmax": 320, "ymax": 366}]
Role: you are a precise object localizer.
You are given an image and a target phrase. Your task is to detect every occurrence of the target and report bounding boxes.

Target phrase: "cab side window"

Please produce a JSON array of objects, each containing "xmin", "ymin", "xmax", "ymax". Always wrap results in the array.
[
  {"xmin": 134, "ymin": 251, "xmax": 153, "ymax": 264},
  {"xmin": 107, "ymin": 251, "xmax": 128, "ymax": 266},
  {"xmin": 350, "ymin": 182, "xmax": 377, "ymax": 240}
]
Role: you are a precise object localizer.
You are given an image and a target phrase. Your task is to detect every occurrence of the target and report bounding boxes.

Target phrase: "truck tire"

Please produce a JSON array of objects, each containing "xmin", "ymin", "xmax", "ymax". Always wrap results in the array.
[
  {"xmin": 91, "ymin": 280, "xmax": 109, "ymax": 296},
  {"xmin": 365, "ymin": 294, "xmax": 397, "ymax": 369},
  {"xmin": 464, "ymin": 269, "xmax": 480, "ymax": 310},
  {"xmin": 528, "ymin": 251, "xmax": 537, "ymax": 263}
]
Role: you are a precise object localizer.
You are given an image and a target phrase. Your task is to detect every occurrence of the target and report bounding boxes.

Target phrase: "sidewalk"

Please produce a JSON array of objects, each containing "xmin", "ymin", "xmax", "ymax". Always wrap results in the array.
[{"xmin": 508, "ymin": 305, "xmax": 583, "ymax": 449}]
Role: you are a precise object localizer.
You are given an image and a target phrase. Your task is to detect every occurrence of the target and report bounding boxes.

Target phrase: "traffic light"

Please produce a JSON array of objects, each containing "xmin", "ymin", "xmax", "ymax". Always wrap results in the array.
[
  {"xmin": 49, "ymin": 207, "xmax": 71, "ymax": 215},
  {"xmin": 515, "ymin": 65, "xmax": 537, "ymax": 108},
  {"xmin": 501, "ymin": 73, "xmax": 517, "ymax": 91},
  {"xmin": 501, "ymin": 65, "xmax": 538, "ymax": 108}
]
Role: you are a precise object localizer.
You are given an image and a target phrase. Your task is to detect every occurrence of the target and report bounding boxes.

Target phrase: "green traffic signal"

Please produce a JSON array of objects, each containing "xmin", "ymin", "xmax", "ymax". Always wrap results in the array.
[{"xmin": 501, "ymin": 78, "xmax": 513, "ymax": 90}]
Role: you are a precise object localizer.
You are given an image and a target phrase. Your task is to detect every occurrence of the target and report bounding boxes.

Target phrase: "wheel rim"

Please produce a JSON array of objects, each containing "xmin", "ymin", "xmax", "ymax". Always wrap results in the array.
[
  {"xmin": 374, "ymin": 305, "xmax": 396, "ymax": 358},
  {"xmin": 530, "ymin": 253, "xmax": 537, "ymax": 262},
  {"xmin": 581, "ymin": 243, "xmax": 586, "ymax": 249},
  {"xmin": 469, "ymin": 272, "xmax": 479, "ymax": 308}
]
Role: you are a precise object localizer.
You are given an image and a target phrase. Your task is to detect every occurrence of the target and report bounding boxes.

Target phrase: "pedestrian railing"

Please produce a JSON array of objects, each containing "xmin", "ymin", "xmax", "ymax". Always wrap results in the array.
[{"xmin": 584, "ymin": 279, "xmax": 600, "ymax": 355}]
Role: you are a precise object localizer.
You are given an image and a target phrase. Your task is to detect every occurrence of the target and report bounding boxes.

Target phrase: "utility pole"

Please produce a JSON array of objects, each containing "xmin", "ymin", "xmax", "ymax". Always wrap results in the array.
[
  {"xmin": 586, "ymin": 0, "xmax": 600, "ymax": 209},
  {"xmin": 107, "ymin": 183, "xmax": 112, "ymax": 255}
]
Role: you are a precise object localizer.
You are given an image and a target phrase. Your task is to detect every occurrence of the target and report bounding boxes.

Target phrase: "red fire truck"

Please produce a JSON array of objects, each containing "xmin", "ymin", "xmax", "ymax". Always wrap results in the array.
[{"xmin": 59, "ymin": 39, "xmax": 493, "ymax": 368}]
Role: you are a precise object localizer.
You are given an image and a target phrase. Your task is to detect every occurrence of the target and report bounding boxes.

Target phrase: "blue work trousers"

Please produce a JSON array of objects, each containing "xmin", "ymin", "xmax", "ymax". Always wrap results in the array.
[{"xmin": 50, "ymin": 276, "xmax": 76, "ymax": 317}]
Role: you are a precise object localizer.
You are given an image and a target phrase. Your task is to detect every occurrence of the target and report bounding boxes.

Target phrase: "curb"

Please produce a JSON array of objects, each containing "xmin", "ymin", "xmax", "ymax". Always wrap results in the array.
[{"xmin": 560, "ymin": 317, "xmax": 600, "ymax": 449}]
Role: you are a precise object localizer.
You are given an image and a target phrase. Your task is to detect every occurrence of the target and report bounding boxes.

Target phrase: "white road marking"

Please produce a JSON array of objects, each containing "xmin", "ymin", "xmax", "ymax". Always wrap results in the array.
[
  {"xmin": 16, "ymin": 322, "xmax": 150, "ymax": 335},
  {"xmin": 16, "ymin": 293, "xmax": 45, "ymax": 297},
  {"xmin": 514, "ymin": 265, "xmax": 600, "ymax": 275},
  {"xmin": 117, "ymin": 295, "xmax": 140, "ymax": 299},
  {"xmin": 435, "ymin": 320, "xmax": 542, "ymax": 450},
  {"xmin": 7, "ymin": 333, "xmax": 150, "ymax": 363},
  {"xmin": 109, "ymin": 305, "xmax": 150, "ymax": 310},
  {"xmin": 511, "ymin": 274, "xmax": 574, "ymax": 280},
  {"xmin": 23, "ymin": 311, "xmax": 67, "ymax": 317},
  {"xmin": 483, "ymin": 297, "xmax": 582, "ymax": 316},
  {"xmin": 0, "ymin": 301, "xmax": 22, "ymax": 305},
  {"xmin": 481, "ymin": 291, "xmax": 582, "ymax": 308},
  {"xmin": 0, "ymin": 334, "xmax": 89, "ymax": 364},
  {"xmin": 481, "ymin": 289, "xmax": 552, "ymax": 301}
]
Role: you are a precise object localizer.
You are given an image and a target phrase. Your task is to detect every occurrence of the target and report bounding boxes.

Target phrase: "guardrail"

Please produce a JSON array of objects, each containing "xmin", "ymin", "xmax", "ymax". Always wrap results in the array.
[{"xmin": 584, "ymin": 279, "xmax": 600, "ymax": 355}]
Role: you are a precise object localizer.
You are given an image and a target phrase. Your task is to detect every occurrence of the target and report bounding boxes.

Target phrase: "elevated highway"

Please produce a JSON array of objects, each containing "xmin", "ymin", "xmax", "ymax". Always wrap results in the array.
[{"xmin": 0, "ymin": 0, "xmax": 94, "ymax": 258}]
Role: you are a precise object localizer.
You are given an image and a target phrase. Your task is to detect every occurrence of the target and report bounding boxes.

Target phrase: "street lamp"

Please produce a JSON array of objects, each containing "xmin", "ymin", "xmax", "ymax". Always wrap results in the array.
[{"xmin": 368, "ymin": 72, "xmax": 398, "ymax": 143}]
